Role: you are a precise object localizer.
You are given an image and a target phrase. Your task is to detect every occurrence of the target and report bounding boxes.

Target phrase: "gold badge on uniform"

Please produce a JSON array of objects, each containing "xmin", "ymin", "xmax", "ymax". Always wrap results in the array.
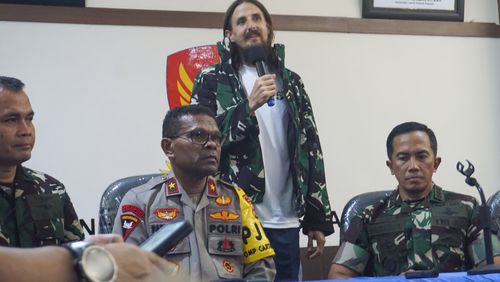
[
  {"xmin": 154, "ymin": 208, "xmax": 179, "ymax": 221},
  {"xmin": 215, "ymin": 195, "xmax": 232, "ymax": 206},
  {"xmin": 209, "ymin": 210, "xmax": 240, "ymax": 221},
  {"xmin": 222, "ymin": 259, "xmax": 234, "ymax": 273}
]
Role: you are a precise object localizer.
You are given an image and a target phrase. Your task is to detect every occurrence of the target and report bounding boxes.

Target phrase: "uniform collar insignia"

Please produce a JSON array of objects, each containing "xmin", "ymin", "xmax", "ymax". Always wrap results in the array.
[
  {"xmin": 166, "ymin": 177, "xmax": 180, "ymax": 196},
  {"xmin": 388, "ymin": 189, "xmax": 401, "ymax": 208},
  {"xmin": 430, "ymin": 184, "xmax": 444, "ymax": 202},
  {"xmin": 207, "ymin": 177, "xmax": 218, "ymax": 197}
]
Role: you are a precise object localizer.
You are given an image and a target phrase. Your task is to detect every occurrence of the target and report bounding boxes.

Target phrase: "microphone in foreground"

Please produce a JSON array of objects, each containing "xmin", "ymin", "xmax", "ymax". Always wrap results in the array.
[
  {"xmin": 456, "ymin": 160, "xmax": 500, "ymax": 275},
  {"xmin": 243, "ymin": 45, "xmax": 275, "ymax": 107}
]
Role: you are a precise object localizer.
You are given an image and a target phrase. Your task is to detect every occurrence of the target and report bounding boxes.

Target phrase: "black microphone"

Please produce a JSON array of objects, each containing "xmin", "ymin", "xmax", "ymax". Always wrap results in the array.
[
  {"xmin": 456, "ymin": 160, "xmax": 500, "ymax": 275},
  {"xmin": 243, "ymin": 45, "xmax": 274, "ymax": 107}
]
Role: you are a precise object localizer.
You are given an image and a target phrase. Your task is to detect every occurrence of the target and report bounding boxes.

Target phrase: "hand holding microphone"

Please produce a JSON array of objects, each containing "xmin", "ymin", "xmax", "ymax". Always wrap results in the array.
[
  {"xmin": 244, "ymin": 45, "xmax": 276, "ymax": 109},
  {"xmin": 247, "ymin": 74, "xmax": 276, "ymax": 112}
]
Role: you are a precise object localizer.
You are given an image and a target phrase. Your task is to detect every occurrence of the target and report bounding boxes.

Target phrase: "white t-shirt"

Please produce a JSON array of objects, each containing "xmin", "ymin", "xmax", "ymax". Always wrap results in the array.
[{"xmin": 239, "ymin": 64, "xmax": 300, "ymax": 229}]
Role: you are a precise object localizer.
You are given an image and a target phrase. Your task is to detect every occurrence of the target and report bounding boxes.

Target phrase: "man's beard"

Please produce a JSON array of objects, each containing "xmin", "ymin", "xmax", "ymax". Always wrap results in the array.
[{"xmin": 238, "ymin": 42, "xmax": 273, "ymax": 64}]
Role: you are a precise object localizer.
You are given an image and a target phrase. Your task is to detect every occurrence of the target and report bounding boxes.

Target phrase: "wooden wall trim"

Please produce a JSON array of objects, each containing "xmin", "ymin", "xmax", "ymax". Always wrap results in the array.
[{"xmin": 1, "ymin": 4, "xmax": 499, "ymax": 38}]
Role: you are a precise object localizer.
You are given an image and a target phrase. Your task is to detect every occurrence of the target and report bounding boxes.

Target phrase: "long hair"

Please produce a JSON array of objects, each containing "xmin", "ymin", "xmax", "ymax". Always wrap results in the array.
[{"xmin": 222, "ymin": 0, "xmax": 278, "ymax": 70}]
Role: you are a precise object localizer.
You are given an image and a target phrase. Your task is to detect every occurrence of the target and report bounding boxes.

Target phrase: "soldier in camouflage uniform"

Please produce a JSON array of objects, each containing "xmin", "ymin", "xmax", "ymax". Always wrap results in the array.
[
  {"xmin": 329, "ymin": 121, "xmax": 500, "ymax": 278},
  {"xmin": 0, "ymin": 76, "xmax": 83, "ymax": 247},
  {"xmin": 190, "ymin": 0, "xmax": 334, "ymax": 280}
]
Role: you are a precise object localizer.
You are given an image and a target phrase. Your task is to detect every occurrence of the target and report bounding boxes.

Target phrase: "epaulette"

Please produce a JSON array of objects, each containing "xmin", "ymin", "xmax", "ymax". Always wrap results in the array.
[
  {"xmin": 217, "ymin": 178, "xmax": 236, "ymax": 189},
  {"xmin": 131, "ymin": 175, "xmax": 166, "ymax": 194}
]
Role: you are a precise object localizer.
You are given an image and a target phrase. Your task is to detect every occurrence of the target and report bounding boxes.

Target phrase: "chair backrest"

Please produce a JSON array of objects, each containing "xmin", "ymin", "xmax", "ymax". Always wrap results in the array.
[
  {"xmin": 98, "ymin": 174, "xmax": 162, "ymax": 234},
  {"xmin": 340, "ymin": 190, "xmax": 392, "ymax": 243},
  {"xmin": 487, "ymin": 191, "xmax": 500, "ymax": 239}
]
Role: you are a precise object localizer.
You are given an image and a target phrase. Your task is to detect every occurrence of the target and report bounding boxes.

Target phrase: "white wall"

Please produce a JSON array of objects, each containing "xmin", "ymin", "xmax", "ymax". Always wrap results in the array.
[
  {"xmin": 0, "ymin": 1, "xmax": 499, "ymax": 247},
  {"xmin": 86, "ymin": 0, "xmax": 500, "ymax": 24}
]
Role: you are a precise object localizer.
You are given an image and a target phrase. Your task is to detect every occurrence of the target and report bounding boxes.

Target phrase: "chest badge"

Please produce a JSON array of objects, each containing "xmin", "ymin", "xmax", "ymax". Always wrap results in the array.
[
  {"xmin": 215, "ymin": 195, "xmax": 232, "ymax": 206},
  {"xmin": 154, "ymin": 208, "xmax": 179, "ymax": 221},
  {"xmin": 217, "ymin": 238, "xmax": 235, "ymax": 252},
  {"xmin": 222, "ymin": 259, "xmax": 234, "ymax": 273},
  {"xmin": 209, "ymin": 210, "xmax": 240, "ymax": 221}
]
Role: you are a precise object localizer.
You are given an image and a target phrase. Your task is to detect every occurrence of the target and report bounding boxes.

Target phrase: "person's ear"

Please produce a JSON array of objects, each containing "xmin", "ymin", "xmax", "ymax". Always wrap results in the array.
[
  {"xmin": 386, "ymin": 160, "xmax": 394, "ymax": 175},
  {"xmin": 161, "ymin": 138, "xmax": 174, "ymax": 159},
  {"xmin": 433, "ymin": 156, "xmax": 442, "ymax": 172}
]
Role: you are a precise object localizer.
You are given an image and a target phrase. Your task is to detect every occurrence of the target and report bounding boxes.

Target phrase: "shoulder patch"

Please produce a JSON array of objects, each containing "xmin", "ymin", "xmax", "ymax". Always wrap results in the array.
[
  {"xmin": 121, "ymin": 204, "xmax": 145, "ymax": 218},
  {"xmin": 121, "ymin": 214, "xmax": 140, "ymax": 240}
]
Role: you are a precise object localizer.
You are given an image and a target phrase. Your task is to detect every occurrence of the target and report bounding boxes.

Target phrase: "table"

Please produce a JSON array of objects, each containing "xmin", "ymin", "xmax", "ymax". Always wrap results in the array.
[{"xmin": 306, "ymin": 272, "xmax": 500, "ymax": 282}]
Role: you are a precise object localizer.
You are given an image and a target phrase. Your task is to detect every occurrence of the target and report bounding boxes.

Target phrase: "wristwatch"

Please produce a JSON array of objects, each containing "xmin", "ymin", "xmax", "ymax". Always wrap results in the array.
[{"xmin": 63, "ymin": 241, "xmax": 118, "ymax": 282}]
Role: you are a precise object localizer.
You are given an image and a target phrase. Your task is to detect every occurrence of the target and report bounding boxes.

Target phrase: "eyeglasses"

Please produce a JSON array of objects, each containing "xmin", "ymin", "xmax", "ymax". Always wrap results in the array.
[{"xmin": 169, "ymin": 129, "xmax": 223, "ymax": 146}]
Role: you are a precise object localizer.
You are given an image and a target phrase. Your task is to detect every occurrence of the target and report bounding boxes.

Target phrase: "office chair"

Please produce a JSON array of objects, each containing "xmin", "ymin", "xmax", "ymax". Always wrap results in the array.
[
  {"xmin": 487, "ymin": 191, "xmax": 500, "ymax": 239},
  {"xmin": 339, "ymin": 190, "xmax": 392, "ymax": 243},
  {"xmin": 98, "ymin": 173, "xmax": 162, "ymax": 234}
]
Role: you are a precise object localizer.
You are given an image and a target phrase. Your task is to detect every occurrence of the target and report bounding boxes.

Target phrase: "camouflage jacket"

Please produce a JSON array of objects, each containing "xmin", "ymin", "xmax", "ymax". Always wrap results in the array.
[
  {"xmin": 333, "ymin": 184, "xmax": 500, "ymax": 276},
  {"xmin": 190, "ymin": 41, "xmax": 333, "ymax": 235},
  {"xmin": 0, "ymin": 166, "xmax": 84, "ymax": 247}
]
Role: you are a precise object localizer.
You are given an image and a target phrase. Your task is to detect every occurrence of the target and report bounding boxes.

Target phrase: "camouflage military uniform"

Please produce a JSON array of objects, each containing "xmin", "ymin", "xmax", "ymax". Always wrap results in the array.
[
  {"xmin": 112, "ymin": 171, "xmax": 276, "ymax": 282},
  {"xmin": 190, "ymin": 41, "xmax": 333, "ymax": 235},
  {"xmin": 0, "ymin": 166, "xmax": 84, "ymax": 247},
  {"xmin": 333, "ymin": 185, "xmax": 500, "ymax": 276}
]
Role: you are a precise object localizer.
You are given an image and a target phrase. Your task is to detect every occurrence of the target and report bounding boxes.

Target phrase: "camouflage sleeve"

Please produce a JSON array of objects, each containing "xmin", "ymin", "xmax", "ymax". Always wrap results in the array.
[
  {"xmin": 191, "ymin": 68, "xmax": 259, "ymax": 146},
  {"xmin": 111, "ymin": 190, "xmax": 148, "ymax": 246},
  {"xmin": 332, "ymin": 241, "xmax": 370, "ymax": 274},
  {"xmin": 466, "ymin": 198, "xmax": 500, "ymax": 265},
  {"xmin": 62, "ymin": 191, "xmax": 85, "ymax": 242},
  {"xmin": 468, "ymin": 233, "xmax": 500, "ymax": 265},
  {"xmin": 292, "ymin": 71, "xmax": 334, "ymax": 236},
  {"xmin": 332, "ymin": 211, "xmax": 371, "ymax": 274}
]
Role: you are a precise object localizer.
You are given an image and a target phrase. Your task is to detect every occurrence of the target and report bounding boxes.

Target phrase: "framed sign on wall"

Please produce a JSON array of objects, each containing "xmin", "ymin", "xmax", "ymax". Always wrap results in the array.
[
  {"xmin": 362, "ymin": 0, "xmax": 465, "ymax": 21},
  {"xmin": 0, "ymin": 0, "xmax": 84, "ymax": 7}
]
